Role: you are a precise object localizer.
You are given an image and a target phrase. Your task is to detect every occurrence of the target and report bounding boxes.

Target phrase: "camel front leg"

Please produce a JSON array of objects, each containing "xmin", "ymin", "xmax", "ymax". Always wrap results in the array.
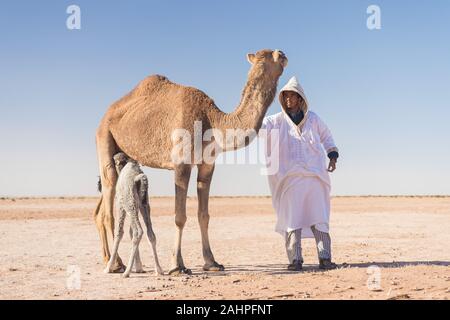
[
  {"xmin": 169, "ymin": 164, "xmax": 192, "ymax": 275},
  {"xmin": 197, "ymin": 163, "xmax": 224, "ymax": 271}
]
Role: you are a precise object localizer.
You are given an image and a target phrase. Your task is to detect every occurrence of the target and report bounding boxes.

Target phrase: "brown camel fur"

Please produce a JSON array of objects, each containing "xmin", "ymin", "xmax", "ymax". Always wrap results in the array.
[{"xmin": 94, "ymin": 49, "xmax": 288, "ymax": 274}]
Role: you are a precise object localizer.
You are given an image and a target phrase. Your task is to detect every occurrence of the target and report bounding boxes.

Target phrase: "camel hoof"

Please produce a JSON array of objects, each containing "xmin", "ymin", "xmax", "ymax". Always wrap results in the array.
[
  {"xmin": 168, "ymin": 267, "xmax": 192, "ymax": 276},
  {"xmin": 103, "ymin": 268, "xmax": 112, "ymax": 274},
  {"xmin": 203, "ymin": 262, "xmax": 225, "ymax": 272},
  {"xmin": 111, "ymin": 264, "xmax": 126, "ymax": 273},
  {"xmin": 134, "ymin": 263, "xmax": 144, "ymax": 273},
  {"xmin": 122, "ymin": 273, "xmax": 130, "ymax": 278}
]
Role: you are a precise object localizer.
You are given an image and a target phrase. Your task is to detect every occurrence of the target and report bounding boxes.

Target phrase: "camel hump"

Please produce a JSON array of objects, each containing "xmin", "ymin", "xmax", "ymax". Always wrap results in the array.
[
  {"xmin": 146, "ymin": 74, "xmax": 169, "ymax": 82},
  {"xmin": 133, "ymin": 74, "xmax": 171, "ymax": 96}
]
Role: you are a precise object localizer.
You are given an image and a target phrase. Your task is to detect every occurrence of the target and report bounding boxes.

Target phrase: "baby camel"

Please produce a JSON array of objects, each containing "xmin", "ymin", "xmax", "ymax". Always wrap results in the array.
[{"xmin": 104, "ymin": 152, "xmax": 163, "ymax": 277}]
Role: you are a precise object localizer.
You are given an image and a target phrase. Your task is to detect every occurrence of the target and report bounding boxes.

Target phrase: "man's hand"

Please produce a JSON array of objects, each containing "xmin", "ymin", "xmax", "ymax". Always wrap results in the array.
[{"xmin": 328, "ymin": 158, "xmax": 337, "ymax": 172}]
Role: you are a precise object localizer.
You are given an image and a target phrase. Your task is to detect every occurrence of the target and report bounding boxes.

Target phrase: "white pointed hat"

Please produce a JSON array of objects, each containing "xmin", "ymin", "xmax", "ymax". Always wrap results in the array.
[{"xmin": 278, "ymin": 76, "xmax": 309, "ymax": 113}]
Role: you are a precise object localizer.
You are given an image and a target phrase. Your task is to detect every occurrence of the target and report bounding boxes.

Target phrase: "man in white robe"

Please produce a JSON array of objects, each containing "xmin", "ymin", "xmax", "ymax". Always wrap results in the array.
[{"xmin": 262, "ymin": 76, "xmax": 339, "ymax": 271}]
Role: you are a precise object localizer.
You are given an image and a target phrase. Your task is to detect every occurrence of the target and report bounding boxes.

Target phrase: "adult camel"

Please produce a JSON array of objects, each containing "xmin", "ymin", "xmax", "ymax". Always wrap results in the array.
[{"xmin": 94, "ymin": 49, "xmax": 288, "ymax": 274}]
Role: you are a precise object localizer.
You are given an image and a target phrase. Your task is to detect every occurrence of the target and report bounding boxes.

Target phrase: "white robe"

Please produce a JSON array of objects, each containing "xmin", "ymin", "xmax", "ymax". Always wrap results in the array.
[{"xmin": 262, "ymin": 76, "xmax": 338, "ymax": 238}]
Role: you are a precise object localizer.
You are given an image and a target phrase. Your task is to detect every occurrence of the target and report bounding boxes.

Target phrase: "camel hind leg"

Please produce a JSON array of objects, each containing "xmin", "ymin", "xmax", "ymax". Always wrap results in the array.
[
  {"xmin": 96, "ymin": 127, "xmax": 125, "ymax": 272},
  {"xmin": 104, "ymin": 206, "xmax": 126, "ymax": 273},
  {"xmin": 93, "ymin": 196, "xmax": 110, "ymax": 263},
  {"xmin": 129, "ymin": 226, "xmax": 144, "ymax": 273},
  {"xmin": 135, "ymin": 173, "xmax": 163, "ymax": 275},
  {"xmin": 123, "ymin": 214, "xmax": 143, "ymax": 278},
  {"xmin": 140, "ymin": 201, "xmax": 164, "ymax": 275}
]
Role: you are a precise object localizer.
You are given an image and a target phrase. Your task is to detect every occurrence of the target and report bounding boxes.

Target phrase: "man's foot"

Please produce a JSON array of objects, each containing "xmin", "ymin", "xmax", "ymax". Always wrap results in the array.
[
  {"xmin": 319, "ymin": 259, "xmax": 338, "ymax": 270},
  {"xmin": 287, "ymin": 260, "xmax": 303, "ymax": 271}
]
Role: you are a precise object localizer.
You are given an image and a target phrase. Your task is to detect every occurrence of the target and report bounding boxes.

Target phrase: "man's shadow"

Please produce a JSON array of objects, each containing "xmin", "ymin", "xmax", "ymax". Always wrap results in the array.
[{"xmin": 189, "ymin": 260, "xmax": 450, "ymax": 276}]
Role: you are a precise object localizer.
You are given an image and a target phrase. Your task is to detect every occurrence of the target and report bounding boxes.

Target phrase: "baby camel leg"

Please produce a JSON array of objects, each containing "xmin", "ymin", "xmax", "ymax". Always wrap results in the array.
[
  {"xmin": 129, "ymin": 226, "xmax": 144, "ymax": 273},
  {"xmin": 140, "ymin": 202, "xmax": 164, "ymax": 275},
  {"xmin": 123, "ymin": 215, "xmax": 143, "ymax": 278},
  {"xmin": 104, "ymin": 207, "xmax": 126, "ymax": 273}
]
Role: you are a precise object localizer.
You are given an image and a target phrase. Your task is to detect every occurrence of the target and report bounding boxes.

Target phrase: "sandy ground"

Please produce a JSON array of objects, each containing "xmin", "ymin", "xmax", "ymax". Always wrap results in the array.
[{"xmin": 0, "ymin": 196, "xmax": 449, "ymax": 300}]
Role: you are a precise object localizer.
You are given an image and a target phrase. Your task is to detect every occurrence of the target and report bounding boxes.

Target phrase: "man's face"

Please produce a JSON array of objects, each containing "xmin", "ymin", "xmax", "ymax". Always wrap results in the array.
[{"xmin": 284, "ymin": 91, "xmax": 302, "ymax": 113}]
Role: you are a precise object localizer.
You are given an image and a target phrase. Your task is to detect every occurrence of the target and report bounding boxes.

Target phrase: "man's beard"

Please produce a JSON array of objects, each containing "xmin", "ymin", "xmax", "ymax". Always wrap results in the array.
[
  {"xmin": 287, "ymin": 108, "xmax": 301, "ymax": 116},
  {"xmin": 287, "ymin": 109, "xmax": 304, "ymax": 125}
]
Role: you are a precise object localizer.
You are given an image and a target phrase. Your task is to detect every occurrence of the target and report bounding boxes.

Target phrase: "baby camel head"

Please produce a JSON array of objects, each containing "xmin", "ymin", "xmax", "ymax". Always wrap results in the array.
[
  {"xmin": 246, "ymin": 49, "xmax": 288, "ymax": 78},
  {"xmin": 113, "ymin": 152, "xmax": 130, "ymax": 173},
  {"xmin": 113, "ymin": 152, "xmax": 140, "ymax": 174}
]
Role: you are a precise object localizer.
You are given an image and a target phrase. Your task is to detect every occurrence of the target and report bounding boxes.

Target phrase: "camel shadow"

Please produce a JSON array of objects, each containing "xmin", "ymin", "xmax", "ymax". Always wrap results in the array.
[{"xmin": 186, "ymin": 260, "xmax": 450, "ymax": 277}]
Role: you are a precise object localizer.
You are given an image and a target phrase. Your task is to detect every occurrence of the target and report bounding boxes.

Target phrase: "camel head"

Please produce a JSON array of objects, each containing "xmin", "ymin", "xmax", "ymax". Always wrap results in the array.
[
  {"xmin": 246, "ymin": 49, "xmax": 288, "ymax": 79},
  {"xmin": 113, "ymin": 152, "xmax": 130, "ymax": 174}
]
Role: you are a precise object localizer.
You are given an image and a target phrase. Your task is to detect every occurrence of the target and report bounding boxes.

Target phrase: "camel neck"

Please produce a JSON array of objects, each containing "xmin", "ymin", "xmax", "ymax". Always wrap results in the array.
[
  {"xmin": 206, "ymin": 71, "xmax": 279, "ymax": 152},
  {"xmin": 211, "ymin": 73, "xmax": 278, "ymax": 133}
]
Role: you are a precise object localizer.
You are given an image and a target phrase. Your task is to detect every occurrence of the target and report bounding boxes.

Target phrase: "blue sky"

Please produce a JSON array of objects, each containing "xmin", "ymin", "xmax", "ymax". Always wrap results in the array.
[{"xmin": 1, "ymin": 0, "xmax": 449, "ymax": 196}]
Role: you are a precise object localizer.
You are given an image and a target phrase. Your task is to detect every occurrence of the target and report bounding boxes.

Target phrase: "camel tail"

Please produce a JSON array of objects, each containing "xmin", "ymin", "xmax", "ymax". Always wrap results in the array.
[
  {"xmin": 93, "ymin": 177, "xmax": 103, "ymax": 219},
  {"xmin": 97, "ymin": 176, "xmax": 102, "ymax": 193}
]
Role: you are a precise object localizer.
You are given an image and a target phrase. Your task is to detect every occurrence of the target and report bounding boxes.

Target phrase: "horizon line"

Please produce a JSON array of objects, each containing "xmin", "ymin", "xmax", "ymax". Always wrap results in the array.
[{"xmin": 1, "ymin": 194, "xmax": 450, "ymax": 200}]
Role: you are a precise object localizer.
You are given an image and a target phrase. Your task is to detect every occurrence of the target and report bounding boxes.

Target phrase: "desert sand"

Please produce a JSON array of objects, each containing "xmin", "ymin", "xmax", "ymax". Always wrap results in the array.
[{"xmin": 0, "ymin": 196, "xmax": 449, "ymax": 300}]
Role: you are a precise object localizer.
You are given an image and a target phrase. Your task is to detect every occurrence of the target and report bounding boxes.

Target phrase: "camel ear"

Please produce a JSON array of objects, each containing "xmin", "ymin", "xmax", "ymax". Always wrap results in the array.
[
  {"xmin": 273, "ymin": 50, "xmax": 288, "ymax": 68},
  {"xmin": 247, "ymin": 53, "xmax": 256, "ymax": 65}
]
